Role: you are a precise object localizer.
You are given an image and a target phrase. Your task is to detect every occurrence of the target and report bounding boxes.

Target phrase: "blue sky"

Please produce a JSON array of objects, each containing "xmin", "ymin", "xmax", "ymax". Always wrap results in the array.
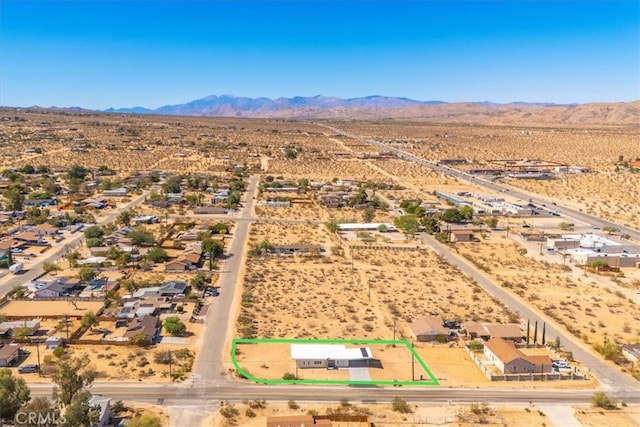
[{"xmin": 1, "ymin": 0, "xmax": 638, "ymax": 109}]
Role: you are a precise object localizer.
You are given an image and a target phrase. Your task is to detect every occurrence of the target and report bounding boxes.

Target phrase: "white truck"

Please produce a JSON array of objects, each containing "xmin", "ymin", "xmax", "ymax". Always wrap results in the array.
[{"xmin": 9, "ymin": 262, "xmax": 24, "ymax": 274}]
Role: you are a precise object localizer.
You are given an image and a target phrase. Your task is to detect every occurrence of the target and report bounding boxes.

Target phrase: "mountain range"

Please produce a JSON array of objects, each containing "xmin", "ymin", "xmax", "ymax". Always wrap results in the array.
[
  {"xmin": 99, "ymin": 95, "xmax": 640, "ymax": 125},
  {"xmin": 103, "ymin": 94, "xmax": 447, "ymax": 116}
]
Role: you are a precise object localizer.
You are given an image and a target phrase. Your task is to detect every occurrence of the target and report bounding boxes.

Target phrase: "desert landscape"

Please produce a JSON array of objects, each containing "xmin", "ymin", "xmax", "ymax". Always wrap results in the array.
[{"xmin": 1, "ymin": 107, "xmax": 639, "ymax": 427}]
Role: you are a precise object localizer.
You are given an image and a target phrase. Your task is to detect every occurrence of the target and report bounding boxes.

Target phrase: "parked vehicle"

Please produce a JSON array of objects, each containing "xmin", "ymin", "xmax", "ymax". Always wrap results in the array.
[
  {"xmin": 211, "ymin": 288, "xmax": 220, "ymax": 297},
  {"xmin": 552, "ymin": 360, "xmax": 569, "ymax": 368},
  {"xmin": 18, "ymin": 364, "xmax": 39, "ymax": 374},
  {"xmin": 9, "ymin": 262, "xmax": 24, "ymax": 274}
]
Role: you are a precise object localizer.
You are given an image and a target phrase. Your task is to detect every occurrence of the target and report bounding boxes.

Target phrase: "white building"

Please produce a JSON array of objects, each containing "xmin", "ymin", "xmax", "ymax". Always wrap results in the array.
[
  {"xmin": 291, "ymin": 344, "xmax": 373, "ymax": 369},
  {"xmin": 337, "ymin": 223, "xmax": 397, "ymax": 232}
]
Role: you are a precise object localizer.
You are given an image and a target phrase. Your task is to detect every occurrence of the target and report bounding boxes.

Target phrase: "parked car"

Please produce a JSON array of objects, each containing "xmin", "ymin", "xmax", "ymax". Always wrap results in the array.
[
  {"xmin": 552, "ymin": 360, "xmax": 569, "ymax": 368},
  {"xmin": 211, "ymin": 288, "xmax": 220, "ymax": 297},
  {"xmin": 18, "ymin": 364, "xmax": 39, "ymax": 374}
]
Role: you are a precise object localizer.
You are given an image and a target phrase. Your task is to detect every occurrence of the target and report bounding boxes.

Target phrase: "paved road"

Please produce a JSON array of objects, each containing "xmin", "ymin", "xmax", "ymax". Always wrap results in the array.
[
  {"xmin": 191, "ymin": 175, "xmax": 259, "ymax": 385},
  {"xmin": 169, "ymin": 214, "xmax": 323, "ymax": 225},
  {"xmin": 0, "ymin": 191, "xmax": 148, "ymax": 299},
  {"xmin": 27, "ymin": 382, "xmax": 639, "ymax": 405},
  {"xmin": 418, "ymin": 233, "xmax": 639, "ymax": 397},
  {"xmin": 319, "ymin": 124, "xmax": 639, "ymax": 240}
]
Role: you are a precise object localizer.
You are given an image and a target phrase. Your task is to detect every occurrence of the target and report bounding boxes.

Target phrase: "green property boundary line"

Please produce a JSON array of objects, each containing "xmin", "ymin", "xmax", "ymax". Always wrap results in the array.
[{"xmin": 231, "ymin": 338, "xmax": 439, "ymax": 387}]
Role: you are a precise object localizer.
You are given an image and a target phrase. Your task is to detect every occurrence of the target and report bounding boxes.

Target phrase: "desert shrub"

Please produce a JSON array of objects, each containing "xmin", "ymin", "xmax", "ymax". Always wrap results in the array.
[
  {"xmin": 288, "ymin": 400, "xmax": 299, "ymax": 410},
  {"xmin": 391, "ymin": 397, "xmax": 412, "ymax": 413},
  {"xmin": 591, "ymin": 392, "xmax": 617, "ymax": 410},
  {"xmin": 219, "ymin": 404, "xmax": 239, "ymax": 418}
]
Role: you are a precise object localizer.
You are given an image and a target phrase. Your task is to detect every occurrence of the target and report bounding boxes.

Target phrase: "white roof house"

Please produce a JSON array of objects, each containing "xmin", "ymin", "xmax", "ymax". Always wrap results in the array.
[
  {"xmin": 337, "ymin": 223, "xmax": 397, "ymax": 232},
  {"xmin": 290, "ymin": 344, "xmax": 373, "ymax": 369}
]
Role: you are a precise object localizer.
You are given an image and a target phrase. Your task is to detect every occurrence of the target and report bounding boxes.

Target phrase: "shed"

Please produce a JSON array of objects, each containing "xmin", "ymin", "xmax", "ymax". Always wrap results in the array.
[
  {"xmin": 45, "ymin": 336, "xmax": 63, "ymax": 350},
  {"xmin": 0, "ymin": 344, "xmax": 21, "ymax": 367}
]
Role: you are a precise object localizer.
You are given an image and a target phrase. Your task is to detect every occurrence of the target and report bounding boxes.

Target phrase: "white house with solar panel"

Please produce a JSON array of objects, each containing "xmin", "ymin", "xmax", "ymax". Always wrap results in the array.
[{"xmin": 290, "ymin": 344, "xmax": 375, "ymax": 369}]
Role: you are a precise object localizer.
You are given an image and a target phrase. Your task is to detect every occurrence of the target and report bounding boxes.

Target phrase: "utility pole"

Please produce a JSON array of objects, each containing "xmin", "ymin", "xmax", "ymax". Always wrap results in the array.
[
  {"xmin": 393, "ymin": 317, "xmax": 397, "ymax": 347},
  {"xmin": 411, "ymin": 342, "xmax": 415, "ymax": 381},
  {"xmin": 168, "ymin": 349, "xmax": 172, "ymax": 376}
]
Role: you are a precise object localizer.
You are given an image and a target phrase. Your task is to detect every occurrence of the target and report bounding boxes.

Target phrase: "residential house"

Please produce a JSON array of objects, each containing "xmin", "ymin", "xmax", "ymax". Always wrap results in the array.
[
  {"xmin": 410, "ymin": 316, "xmax": 451, "ymax": 342},
  {"xmin": 462, "ymin": 322, "xmax": 524, "ymax": 342},
  {"xmin": 31, "ymin": 223, "xmax": 60, "ymax": 236},
  {"xmin": 122, "ymin": 315, "xmax": 159, "ymax": 342},
  {"xmin": 88, "ymin": 395, "xmax": 112, "ymax": 427},
  {"xmin": 290, "ymin": 344, "xmax": 377, "ymax": 369},
  {"xmin": 483, "ymin": 338, "xmax": 553, "ymax": 374},
  {"xmin": 24, "ymin": 198, "xmax": 57, "ymax": 208},
  {"xmin": 0, "ymin": 320, "xmax": 41, "ymax": 336},
  {"xmin": 13, "ymin": 231, "xmax": 44, "ymax": 244},
  {"xmin": 193, "ymin": 206, "xmax": 227, "ymax": 215},
  {"xmin": 622, "ymin": 343, "xmax": 640, "ymax": 364},
  {"xmin": 102, "ymin": 188, "xmax": 127, "ymax": 197},
  {"xmin": 212, "ymin": 189, "xmax": 230, "ymax": 203},
  {"xmin": 0, "ymin": 344, "xmax": 21, "ymax": 367},
  {"xmin": 450, "ymin": 230, "xmax": 474, "ymax": 243},
  {"xmin": 132, "ymin": 215, "xmax": 159, "ymax": 225}
]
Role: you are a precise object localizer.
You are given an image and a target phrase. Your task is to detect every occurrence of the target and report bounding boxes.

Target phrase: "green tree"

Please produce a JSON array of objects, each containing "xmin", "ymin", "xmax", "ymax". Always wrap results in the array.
[
  {"xmin": 440, "ymin": 208, "xmax": 464, "ymax": 223},
  {"xmin": 145, "ymin": 247, "xmax": 168, "ymax": 263},
  {"xmin": 83, "ymin": 225, "xmax": 104, "ymax": 239},
  {"xmin": 80, "ymin": 311, "xmax": 98, "ymax": 330},
  {"xmin": 52, "ymin": 355, "xmax": 97, "ymax": 406},
  {"xmin": 190, "ymin": 271, "xmax": 211, "ymax": 291},
  {"xmin": 3, "ymin": 187, "xmax": 25, "ymax": 211},
  {"xmin": 602, "ymin": 226, "xmax": 617, "ymax": 235},
  {"xmin": 61, "ymin": 389, "xmax": 100, "ymax": 427},
  {"xmin": 460, "ymin": 205, "xmax": 474, "ymax": 220},
  {"xmin": 78, "ymin": 266, "xmax": 97, "ymax": 282},
  {"xmin": 394, "ymin": 215, "xmax": 419, "ymax": 236},
  {"xmin": 15, "ymin": 397, "xmax": 59, "ymax": 427},
  {"xmin": 85, "ymin": 237, "xmax": 102, "ymax": 248},
  {"xmin": 420, "ymin": 216, "xmax": 440, "ymax": 234},
  {"xmin": 484, "ymin": 216, "xmax": 499, "ymax": 229},
  {"xmin": 362, "ymin": 206, "xmax": 376, "ymax": 223},
  {"xmin": 127, "ymin": 227, "xmax": 155, "ymax": 246},
  {"xmin": 209, "ymin": 222, "xmax": 229, "ymax": 235},
  {"xmin": 590, "ymin": 260, "xmax": 609, "ymax": 269},
  {"xmin": 42, "ymin": 262, "xmax": 60, "ymax": 275},
  {"xmin": 0, "ymin": 368, "xmax": 31, "ymax": 421},
  {"xmin": 533, "ymin": 320, "xmax": 538, "ymax": 344},
  {"xmin": 116, "ymin": 210, "xmax": 133, "ymax": 226},
  {"xmin": 594, "ymin": 341, "xmax": 623, "ymax": 362},
  {"xmin": 326, "ymin": 219, "xmax": 339, "ymax": 233},
  {"xmin": 202, "ymin": 237, "xmax": 224, "ymax": 259},
  {"xmin": 163, "ymin": 316, "xmax": 187, "ymax": 336}
]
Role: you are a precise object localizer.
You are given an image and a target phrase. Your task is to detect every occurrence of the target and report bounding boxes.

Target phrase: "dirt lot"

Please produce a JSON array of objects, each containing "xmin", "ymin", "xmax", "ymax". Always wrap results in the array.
[{"xmin": 0, "ymin": 300, "xmax": 105, "ymax": 317}]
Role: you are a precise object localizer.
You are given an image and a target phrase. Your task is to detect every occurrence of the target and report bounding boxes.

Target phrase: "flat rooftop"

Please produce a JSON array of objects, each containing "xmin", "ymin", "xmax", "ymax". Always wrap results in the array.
[{"xmin": 290, "ymin": 344, "xmax": 372, "ymax": 360}]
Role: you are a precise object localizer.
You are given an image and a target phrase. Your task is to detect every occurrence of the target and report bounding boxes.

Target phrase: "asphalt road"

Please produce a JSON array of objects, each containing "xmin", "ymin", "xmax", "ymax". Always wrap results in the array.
[
  {"xmin": 0, "ymin": 191, "xmax": 148, "ymax": 299},
  {"xmin": 27, "ymin": 382, "xmax": 639, "ymax": 405},
  {"xmin": 319, "ymin": 124, "xmax": 639, "ymax": 240},
  {"xmin": 191, "ymin": 175, "xmax": 259, "ymax": 385},
  {"xmin": 419, "ymin": 233, "xmax": 639, "ymax": 399}
]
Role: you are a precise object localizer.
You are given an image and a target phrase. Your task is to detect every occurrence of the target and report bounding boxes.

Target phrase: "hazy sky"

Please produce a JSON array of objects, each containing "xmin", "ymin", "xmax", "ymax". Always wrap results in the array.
[{"xmin": 1, "ymin": 0, "xmax": 638, "ymax": 109}]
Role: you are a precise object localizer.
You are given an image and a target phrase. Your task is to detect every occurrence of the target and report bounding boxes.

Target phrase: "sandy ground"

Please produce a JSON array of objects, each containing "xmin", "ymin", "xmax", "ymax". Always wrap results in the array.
[
  {"xmin": 0, "ymin": 300, "xmax": 105, "ymax": 317},
  {"xmin": 452, "ymin": 233, "xmax": 640, "ymax": 347},
  {"xmin": 203, "ymin": 400, "xmax": 635, "ymax": 427}
]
